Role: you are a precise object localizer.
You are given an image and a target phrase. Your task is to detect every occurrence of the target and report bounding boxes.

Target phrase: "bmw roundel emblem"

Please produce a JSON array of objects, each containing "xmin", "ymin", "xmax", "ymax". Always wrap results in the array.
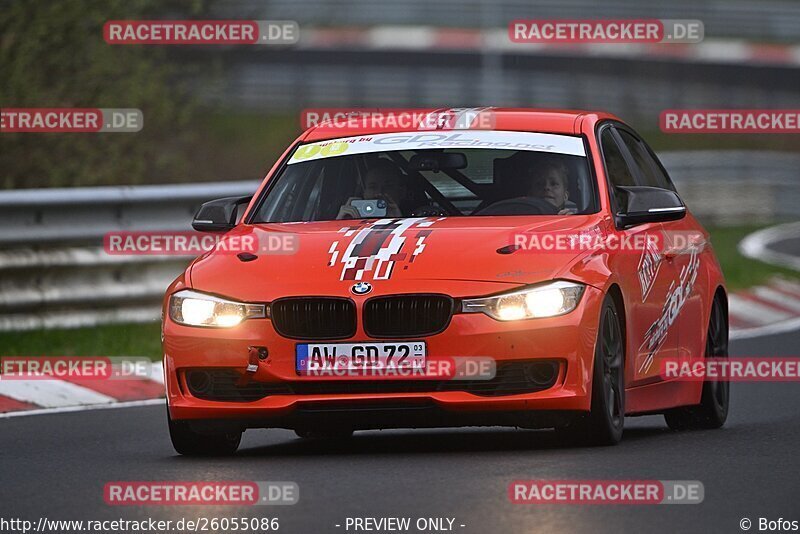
[{"xmin": 351, "ymin": 282, "xmax": 373, "ymax": 295}]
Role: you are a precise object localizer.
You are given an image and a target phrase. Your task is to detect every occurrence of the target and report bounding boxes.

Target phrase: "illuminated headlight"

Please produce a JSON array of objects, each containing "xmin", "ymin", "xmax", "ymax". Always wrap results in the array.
[
  {"xmin": 169, "ymin": 290, "xmax": 265, "ymax": 328},
  {"xmin": 461, "ymin": 281, "xmax": 585, "ymax": 321}
]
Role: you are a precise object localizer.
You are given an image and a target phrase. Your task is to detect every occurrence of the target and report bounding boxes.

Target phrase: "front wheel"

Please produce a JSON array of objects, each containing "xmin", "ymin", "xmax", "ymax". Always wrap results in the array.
[
  {"xmin": 664, "ymin": 294, "xmax": 729, "ymax": 430},
  {"xmin": 167, "ymin": 405, "xmax": 242, "ymax": 456},
  {"xmin": 556, "ymin": 295, "xmax": 625, "ymax": 446}
]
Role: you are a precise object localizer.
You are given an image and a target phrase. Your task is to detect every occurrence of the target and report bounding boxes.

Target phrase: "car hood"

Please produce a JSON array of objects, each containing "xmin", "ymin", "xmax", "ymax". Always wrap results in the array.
[{"xmin": 188, "ymin": 215, "xmax": 601, "ymax": 301}]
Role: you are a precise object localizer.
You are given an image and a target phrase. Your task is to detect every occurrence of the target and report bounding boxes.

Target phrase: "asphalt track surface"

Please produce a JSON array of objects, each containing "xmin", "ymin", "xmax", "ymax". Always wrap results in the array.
[
  {"xmin": 1, "ymin": 329, "xmax": 799, "ymax": 534},
  {"xmin": 770, "ymin": 233, "xmax": 800, "ymax": 258}
]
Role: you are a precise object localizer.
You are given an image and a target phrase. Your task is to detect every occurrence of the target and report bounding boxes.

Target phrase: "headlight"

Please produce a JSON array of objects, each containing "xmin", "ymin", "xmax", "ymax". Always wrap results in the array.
[
  {"xmin": 169, "ymin": 290, "xmax": 266, "ymax": 328},
  {"xmin": 461, "ymin": 281, "xmax": 585, "ymax": 321}
]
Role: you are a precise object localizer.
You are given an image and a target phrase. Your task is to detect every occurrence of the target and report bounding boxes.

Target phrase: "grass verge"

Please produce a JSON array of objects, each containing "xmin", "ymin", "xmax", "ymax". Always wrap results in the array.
[
  {"xmin": 706, "ymin": 224, "xmax": 799, "ymax": 291},
  {"xmin": 0, "ymin": 323, "xmax": 162, "ymax": 360}
]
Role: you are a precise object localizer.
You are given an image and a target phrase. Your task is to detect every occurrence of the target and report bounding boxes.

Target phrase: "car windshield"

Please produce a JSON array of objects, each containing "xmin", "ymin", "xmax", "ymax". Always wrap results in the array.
[{"xmin": 250, "ymin": 130, "xmax": 596, "ymax": 223}]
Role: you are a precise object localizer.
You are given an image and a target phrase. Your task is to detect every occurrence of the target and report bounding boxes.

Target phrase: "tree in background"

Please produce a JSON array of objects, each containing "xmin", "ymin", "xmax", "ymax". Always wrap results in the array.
[{"xmin": 0, "ymin": 0, "xmax": 210, "ymax": 188}]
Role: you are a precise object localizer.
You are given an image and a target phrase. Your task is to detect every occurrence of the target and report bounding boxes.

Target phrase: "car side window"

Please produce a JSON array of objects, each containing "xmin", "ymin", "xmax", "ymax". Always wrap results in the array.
[
  {"xmin": 617, "ymin": 130, "xmax": 676, "ymax": 192},
  {"xmin": 600, "ymin": 127, "xmax": 636, "ymax": 213}
]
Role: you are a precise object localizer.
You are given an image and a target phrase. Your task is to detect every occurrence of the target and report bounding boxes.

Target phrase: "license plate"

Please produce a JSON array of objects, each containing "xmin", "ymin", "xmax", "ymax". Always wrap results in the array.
[{"xmin": 296, "ymin": 342, "xmax": 426, "ymax": 374}]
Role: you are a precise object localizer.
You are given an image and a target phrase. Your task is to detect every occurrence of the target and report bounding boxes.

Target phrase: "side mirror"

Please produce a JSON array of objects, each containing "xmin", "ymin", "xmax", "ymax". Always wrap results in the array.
[
  {"xmin": 192, "ymin": 196, "xmax": 252, "ymax": 232},
  {"xmin": 615, "ymin": 186, "xmax": 686, "ymax": 228}
]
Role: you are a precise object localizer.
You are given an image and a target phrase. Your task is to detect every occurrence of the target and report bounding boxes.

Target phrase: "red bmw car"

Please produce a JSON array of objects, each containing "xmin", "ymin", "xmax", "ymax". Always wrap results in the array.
[{"xmin": 162, "ymin": 109, "xmax": 729, "ymax": 455}]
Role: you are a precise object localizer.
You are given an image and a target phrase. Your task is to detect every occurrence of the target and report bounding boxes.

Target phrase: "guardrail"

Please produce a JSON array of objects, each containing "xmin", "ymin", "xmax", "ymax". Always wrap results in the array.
[
  {"xmin": 0, "ymin": 181, "xmax": 259, "ymax": 331},
  {"xmin": 0, "ymin": 181, "xmax": 260, "ymax": 246},
  {"xmin": 661, "ymin": 151, "xmax": 800, "ymax": 225},
  {"xmin": 0, "ymin": 151, "xmax": 797, "ymax": 331}
]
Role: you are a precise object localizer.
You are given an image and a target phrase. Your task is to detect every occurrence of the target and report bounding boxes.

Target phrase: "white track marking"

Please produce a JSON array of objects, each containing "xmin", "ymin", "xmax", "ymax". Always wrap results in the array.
[
  {"xmin": 772, "ymin": 278, "xmax": 800, "ymax": 297},
  {"xmin": 730, "ymin": 316, "xmax": 800, "ymax": 340},
  {"xmin": 0, "ymin": 380, "xmax": 116, "ymax": 408},
  {"xmin": 738, "ymin": 222, "xmax": 800, "ymax": 271},
  {"xmin": 752, "ymin": 286, "xmax": 800, "ymax": 314},
  {"xmin": 731, "ymin": 223, "xmax": 800, "ymax": 339},
  {"xmin": 728, "ymin": 294, "xmax": 791, "ymax": 324},
  {"xmin": 0, "ymin": 398, "xmax": 163, "ymax": 419},
  {"xmin": 0, "ymin": 362, "xmax": 165, "ymax": 418},
  {"xmin": 148, "ymin": 362, "xmax": 165, "ymax": 384}
]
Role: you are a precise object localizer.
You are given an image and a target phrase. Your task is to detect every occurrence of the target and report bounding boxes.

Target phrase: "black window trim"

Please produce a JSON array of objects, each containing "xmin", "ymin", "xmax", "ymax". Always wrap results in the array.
[
  {"xmin": 596, "ymin": 120, "xmax": 684, "ymax": 229},
  {"xmin": 596, "ymin": 121, "xmax": 634, "ymax": 218},
  {"xmin": 580, "ymin": 134, "xmax": 602, "ymax": 215},
  {"xmin": 614, "ymin": 125, "xmax": 679, "ymax": 194},
  {"xmin": 245, "ymin": 139, "xmax": 303, "ymax": 225}
]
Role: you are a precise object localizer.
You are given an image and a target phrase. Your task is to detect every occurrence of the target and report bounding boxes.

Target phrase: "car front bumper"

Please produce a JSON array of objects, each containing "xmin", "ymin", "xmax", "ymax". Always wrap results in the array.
[{"xmin": 163, "ymin": 285, "xmax": 604, "ymax": 429}]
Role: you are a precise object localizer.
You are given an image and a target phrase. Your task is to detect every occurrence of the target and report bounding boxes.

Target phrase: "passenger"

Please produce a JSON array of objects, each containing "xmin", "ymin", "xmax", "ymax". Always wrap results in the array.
[{"xmin": 337, "ymin": 160, "xmax": 407, "ymax": 219}]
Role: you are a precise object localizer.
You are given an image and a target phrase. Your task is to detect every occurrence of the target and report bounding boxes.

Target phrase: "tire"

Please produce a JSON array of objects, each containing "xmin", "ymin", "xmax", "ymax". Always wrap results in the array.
[
  {"xmin": 167, "ymin": 406, "xmax": 242, "ymax": 456},
  {"xmin": 664, "ymin": 294, "xmax": 729, "ymax": 430},
  {"xmin": 556, "ymin": 295, "xmax": 625, "ymax": 446},
  {"xmin": 294, "ymin": 429, "xmax": 354, "ymax": 440}
]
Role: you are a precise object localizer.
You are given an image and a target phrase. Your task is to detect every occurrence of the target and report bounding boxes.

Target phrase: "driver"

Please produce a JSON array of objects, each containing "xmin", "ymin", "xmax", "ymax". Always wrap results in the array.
[
  {"xmin": 337, "ymin": 159, "xmax": 407, "ymax": 219},
  {"xmin": 525, "ymin": 158, "xmax": 576, "ymax": 215}
]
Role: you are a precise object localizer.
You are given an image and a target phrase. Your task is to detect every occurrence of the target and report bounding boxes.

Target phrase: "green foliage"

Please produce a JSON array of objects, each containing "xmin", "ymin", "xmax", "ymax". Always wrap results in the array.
[{"xmin": 0, "ymin": 0, "xmax": 208, "ymax": 188}]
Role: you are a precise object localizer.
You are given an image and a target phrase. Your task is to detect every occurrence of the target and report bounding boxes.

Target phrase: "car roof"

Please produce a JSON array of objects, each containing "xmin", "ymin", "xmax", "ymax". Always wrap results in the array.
[{"xmin": 301, "ymin": 107, "xmax": 623, "ymax": 142}]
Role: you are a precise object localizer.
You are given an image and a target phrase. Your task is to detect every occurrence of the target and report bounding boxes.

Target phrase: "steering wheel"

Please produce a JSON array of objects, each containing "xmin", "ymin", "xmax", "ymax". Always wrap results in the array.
[{"xmin": 473, "ymin": 196, "xmax": 559, "ymax": 216}]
